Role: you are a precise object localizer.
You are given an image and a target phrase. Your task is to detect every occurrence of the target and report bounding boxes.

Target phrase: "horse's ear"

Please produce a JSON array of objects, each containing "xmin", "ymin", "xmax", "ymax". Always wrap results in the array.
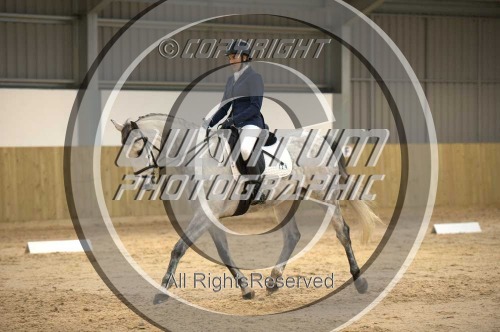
[
  {"xmin": 111, "ymin": 119, "xmax": 124, "ymax": 131},
  {"xmin": 130, "ymin": 121, "xmax": 139, "ymax": 130}
]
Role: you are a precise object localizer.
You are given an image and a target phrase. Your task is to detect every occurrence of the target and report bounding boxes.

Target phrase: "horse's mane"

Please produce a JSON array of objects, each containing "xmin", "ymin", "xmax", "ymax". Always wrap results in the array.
[
  {"xmin": 119, "ymin": 113, "xmax": 197, "ymax": 144},
  {"xmin": 136, "ymin": 113, "xmax": 171, "ymax": 121},
  {"xmin": 136, "ymin": 113, "xmax": 196, "ymax": 128}
]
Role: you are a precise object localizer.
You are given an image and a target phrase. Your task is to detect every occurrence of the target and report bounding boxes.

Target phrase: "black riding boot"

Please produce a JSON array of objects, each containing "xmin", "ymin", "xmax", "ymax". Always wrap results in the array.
[
  {"xmin": 245, "ymin": 153, "xmax": 267, "ymax": 204},
  {"xmin": 245, "ymin": 152, "xmax": 265, "ymax": 176}
]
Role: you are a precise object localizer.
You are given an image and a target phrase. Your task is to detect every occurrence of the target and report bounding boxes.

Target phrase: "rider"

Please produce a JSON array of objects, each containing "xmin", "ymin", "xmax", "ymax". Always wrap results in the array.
[{"xmin": 207, "ymin": 39, "xmax": 267, "ymax": 177}]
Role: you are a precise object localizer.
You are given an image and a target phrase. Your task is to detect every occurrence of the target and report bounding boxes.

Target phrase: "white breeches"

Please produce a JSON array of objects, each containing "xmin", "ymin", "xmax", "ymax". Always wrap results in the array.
[{"xmin": 239, "ymin": 125, "xmax": 262, "ymax": 161}]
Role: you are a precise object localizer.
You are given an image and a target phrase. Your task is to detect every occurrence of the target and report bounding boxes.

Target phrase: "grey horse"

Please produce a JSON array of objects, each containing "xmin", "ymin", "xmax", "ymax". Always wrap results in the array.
[{"xmin": 112, "ymin": 113, "xmax": 381, "ymax": 301}]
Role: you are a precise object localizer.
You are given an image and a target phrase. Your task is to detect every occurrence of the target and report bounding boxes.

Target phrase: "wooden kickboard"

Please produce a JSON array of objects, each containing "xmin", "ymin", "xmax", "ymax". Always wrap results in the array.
[
  {"xmin": 433, "ymin": 222, "xmax": 481, "ymax": 235},
  {"xmin": 26, "ymin": 240, "xmax": 92, "ymax": 254}
]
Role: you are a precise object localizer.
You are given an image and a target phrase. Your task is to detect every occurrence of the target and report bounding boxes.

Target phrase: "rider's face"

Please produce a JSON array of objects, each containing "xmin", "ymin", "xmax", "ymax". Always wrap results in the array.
[{"xmin": 228, "ymin": 54, "xmax": 247, "ymax": 72}]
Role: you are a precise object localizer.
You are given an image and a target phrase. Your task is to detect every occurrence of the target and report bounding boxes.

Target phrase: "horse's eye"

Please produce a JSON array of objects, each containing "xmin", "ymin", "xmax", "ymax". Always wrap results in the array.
[{"xmin": 121, "ymin": 131, "xmax": 130, "ymax": 145}]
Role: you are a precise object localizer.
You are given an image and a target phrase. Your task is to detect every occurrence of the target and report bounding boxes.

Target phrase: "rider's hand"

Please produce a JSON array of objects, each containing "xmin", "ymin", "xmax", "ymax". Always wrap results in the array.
[{"xmin": 222, "ymin": 118, "xmax": 234, "ymax": 129}]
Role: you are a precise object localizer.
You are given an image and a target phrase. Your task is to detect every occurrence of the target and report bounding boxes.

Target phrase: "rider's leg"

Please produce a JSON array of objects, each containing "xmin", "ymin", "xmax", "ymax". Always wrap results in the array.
[
  {"xmin": 240, "ymin": 125, "xmax": 260, "ymax": 161},
  {"xmin": 240, "ymin": 125, "xmax": 265, "ymax": 175},
  {"xmin": 240, "ymin": 125, "xmax": 266, "ymax": 203}
]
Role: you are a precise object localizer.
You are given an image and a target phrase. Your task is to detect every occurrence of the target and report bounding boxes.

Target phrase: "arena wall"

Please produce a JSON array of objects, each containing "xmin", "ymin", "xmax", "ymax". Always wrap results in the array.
[{"xmin": 1, "ymin": 89, "xmax": 498, "ymax": 223}]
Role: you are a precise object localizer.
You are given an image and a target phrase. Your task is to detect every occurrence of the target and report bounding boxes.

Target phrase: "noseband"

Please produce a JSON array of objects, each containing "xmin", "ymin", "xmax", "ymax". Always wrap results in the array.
[{"xmin": 133, "ymin": 134, "xmax": 162, "ymax": 176}]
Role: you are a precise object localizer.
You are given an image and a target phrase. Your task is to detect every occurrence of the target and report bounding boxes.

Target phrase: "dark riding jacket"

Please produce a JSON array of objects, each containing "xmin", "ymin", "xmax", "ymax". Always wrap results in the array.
[{"xmin": 210, "ymin": 66, "xmax": 265, "ymax": 129}]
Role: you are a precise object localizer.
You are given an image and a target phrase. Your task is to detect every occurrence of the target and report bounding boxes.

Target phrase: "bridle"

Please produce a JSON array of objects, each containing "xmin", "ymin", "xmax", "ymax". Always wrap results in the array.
[{"xmin": 132, "ymin": 132, "xmax": 162, "ymax": 176}]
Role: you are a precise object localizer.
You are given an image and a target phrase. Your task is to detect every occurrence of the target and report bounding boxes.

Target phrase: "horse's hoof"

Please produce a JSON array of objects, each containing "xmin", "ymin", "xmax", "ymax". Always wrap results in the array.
[
  {"xmin": 242, "ymin": 290, "xmax": 255, "ymax": 300},
  {"xmin": 161, "ymin": 276, "xmax": 173, "ymax": 289},
  {"xmin": 266, "ymin": 285, "xmax": 279, "ymax": 295},
  {"xmin": 354, "ymin": 277, "xmax": 368, "ymax": 294},
  {"xmin": 153, "ymin": 293, "xmax": 170, "ymax": 305}
]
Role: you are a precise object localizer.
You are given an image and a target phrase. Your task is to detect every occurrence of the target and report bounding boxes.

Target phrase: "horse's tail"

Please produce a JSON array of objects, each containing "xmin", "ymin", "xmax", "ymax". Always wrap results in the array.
[{"xmin": 345, "ymin": 200, "xmax": 382, "ymax": 244}]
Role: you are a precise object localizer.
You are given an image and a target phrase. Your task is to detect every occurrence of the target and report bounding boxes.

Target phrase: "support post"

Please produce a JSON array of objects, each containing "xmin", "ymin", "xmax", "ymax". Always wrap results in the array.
[
  {"xmin": 76, "ymin": 13, "xmax": 101, "ymax": 146},
  {"xmin": 340, "ymin": 24, "xmax": 352, "ymax": 130}
]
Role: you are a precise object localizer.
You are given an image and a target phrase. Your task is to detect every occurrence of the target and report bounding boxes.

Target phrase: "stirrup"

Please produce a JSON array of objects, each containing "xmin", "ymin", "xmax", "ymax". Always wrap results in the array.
[
  {"xmin": 251, "ymin": 191, "xmax": 267, "ymax": 205},
  {"xmin": 245, "ymin": 180, "xmax": 267, "ymax": 205}
]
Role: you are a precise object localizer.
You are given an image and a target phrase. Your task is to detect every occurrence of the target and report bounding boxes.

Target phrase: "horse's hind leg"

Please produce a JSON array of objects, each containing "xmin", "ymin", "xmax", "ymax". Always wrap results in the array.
[
  {"xmin": 208, "ymin": 226, "xmax": 255, "ymax": 299},
  {"xmin": 331, "ymin": 202, "xmax": 368, "ymax": 293},
  {"xmin": 267, "ymin": 201, "xmax": 301, "ymax": 294},
  {"xmin": 161, "ymin": 212, "xmax": 211, "ymax": 289}
]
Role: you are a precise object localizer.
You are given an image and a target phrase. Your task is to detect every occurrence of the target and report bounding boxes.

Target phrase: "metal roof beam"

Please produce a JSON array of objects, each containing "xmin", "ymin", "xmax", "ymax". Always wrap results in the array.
[
  {"xmin": 375, "ymin": 0, "xmax": 500, "ymax": 17},
  {"xmin": 0, "ymin": 13, "xmax": 75, "ymax": 24},
  {"xmin": 88, "ymin": 0, "xmax": 114, "ymax": 14},
  {"xmin": 345, "ymin": 0, "xmax": 386, "ymax": 14}
]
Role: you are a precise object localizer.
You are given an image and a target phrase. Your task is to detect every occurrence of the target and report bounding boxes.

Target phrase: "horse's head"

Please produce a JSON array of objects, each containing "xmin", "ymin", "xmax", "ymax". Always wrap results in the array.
[
  {"xmin": 112, "ymin": 118, "xmax": 144, "ymax": 157},
  {"xmin": 111, "ymin": 118, "xmax": 160, "ymax": 176}
]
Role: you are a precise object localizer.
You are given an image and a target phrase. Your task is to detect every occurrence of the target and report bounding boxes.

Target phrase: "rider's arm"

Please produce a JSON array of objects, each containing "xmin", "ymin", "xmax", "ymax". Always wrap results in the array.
[
  {"xmin": 210, "ymin": 80, "xmax": 233, "ymax": 127},
  {"xmin": 210, "ymin": 100, "xmax": 232, "ymax": 127},
  {"xmin": 231, "ymin": 74, "xmax": 264, "ymax": 127}
]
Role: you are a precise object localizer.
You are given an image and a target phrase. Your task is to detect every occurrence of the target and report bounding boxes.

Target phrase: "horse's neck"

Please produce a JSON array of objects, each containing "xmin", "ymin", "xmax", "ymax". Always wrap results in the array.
[
  {"xmin": 140, "ymin": 118, "xmax": 168, "ymax": 138},
  {"xmin": 140, "ymin": 117, "xmax": 199, "ymax": 151}
]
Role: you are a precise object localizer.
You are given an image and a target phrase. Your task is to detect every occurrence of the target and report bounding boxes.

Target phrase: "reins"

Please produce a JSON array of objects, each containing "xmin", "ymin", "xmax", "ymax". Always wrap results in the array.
[
  {"xmin": 132, "ymin": 121, "xmax": 286, "ymax": 176},
  {"xmin": 133, "ymin": 135, "xmax": 162, "ymax": 176},
  {"xmin": 204, "ymin": 124, "xmax": 228, "ymax": 164}
]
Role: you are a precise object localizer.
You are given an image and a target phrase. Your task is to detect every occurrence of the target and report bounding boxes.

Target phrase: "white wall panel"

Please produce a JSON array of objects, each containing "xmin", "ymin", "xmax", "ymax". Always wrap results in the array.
[
  {"xmin": 0, "ymin": 89, "xmax": 76, "ymax": 147},
  {"xmin": 0, "ymin": 88, "xmax": 334, "ymax": 147}
]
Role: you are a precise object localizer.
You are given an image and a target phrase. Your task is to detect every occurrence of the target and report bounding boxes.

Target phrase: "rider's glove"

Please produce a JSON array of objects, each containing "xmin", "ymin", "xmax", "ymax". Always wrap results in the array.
[{"xmin": 222, "ymin": 117, "xmax": 235, "ymax": 129}]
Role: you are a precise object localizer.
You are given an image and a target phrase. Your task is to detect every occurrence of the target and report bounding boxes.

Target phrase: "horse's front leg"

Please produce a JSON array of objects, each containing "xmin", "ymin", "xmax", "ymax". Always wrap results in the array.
[
  {"xmin": 267, "ymin": 201, "xmax": 301, "ymax": 294},
  {"xmin": 208, "ymin": 226, "xmax": 255, "ymax": 300},
  {"xmin": 160, "ymin": 212, "xmax": 211, "ymax": 290},
  {"xmin": 331, "ymin": 202, "xmax": 368, "ymax": 294}
]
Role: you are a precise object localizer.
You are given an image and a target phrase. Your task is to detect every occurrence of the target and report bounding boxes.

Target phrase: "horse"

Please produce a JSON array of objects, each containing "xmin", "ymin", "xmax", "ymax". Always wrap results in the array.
[{"xmin": 111, "ymin": 113, "xmax": 381, "ymax": 301}]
